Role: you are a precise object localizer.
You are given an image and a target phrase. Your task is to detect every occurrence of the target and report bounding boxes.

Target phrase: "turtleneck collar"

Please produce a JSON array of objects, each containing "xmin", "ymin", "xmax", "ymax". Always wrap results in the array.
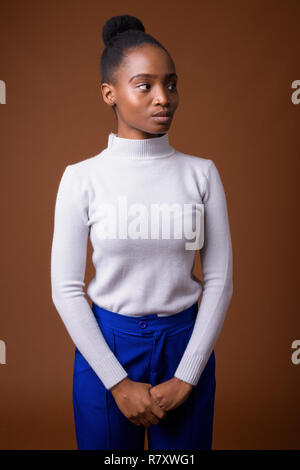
[{"xmin": 104, "ymin": 132, "xmax": 176, "ymax": 160}]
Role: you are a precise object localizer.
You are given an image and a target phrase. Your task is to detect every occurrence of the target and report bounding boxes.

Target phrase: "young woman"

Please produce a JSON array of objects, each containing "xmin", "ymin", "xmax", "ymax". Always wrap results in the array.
[{"xmin": 51, "ymin": 14, "xmax": 233, "ymax": 451}]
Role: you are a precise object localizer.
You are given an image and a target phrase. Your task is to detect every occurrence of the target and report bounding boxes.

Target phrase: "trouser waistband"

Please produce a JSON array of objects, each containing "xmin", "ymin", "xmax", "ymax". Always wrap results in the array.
[{"xmin": 92, "ymin": 301, "xmax": 198, "ymax": 332}]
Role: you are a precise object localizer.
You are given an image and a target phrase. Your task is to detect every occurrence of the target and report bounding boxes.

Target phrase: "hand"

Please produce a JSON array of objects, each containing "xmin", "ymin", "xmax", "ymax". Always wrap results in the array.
[
  {"xmin": 149, "ymin": 377, "xmax": 194, "ymax": 412},
  {"xmin": 110, "ymin": 377, "xmax": 167, "ymax": 427}
]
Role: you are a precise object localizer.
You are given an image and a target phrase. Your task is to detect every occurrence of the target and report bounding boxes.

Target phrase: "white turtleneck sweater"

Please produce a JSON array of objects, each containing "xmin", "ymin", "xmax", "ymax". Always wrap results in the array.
[{"xmin": 51, "ymin": 132, "xmax": 233, "ymax": 390}]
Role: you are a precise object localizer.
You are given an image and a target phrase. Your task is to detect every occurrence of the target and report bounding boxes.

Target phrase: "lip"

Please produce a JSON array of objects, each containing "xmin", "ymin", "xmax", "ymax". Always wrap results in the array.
[{"xmin": 151, "ymin": 115, "xmax": 172, "ymax": 123}]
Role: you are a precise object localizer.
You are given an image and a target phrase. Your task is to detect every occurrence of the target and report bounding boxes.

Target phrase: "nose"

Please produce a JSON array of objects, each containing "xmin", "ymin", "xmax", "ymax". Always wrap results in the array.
[{"xmin": 153, "ymin": 85, "xmax": 170, "ymax": 107}]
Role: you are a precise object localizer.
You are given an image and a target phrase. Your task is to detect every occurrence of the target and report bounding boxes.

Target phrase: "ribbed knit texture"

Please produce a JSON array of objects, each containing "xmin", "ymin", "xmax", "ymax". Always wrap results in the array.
[{"xmin": 51, "ymin": 131, "xmax": 233, "ymax": 390}]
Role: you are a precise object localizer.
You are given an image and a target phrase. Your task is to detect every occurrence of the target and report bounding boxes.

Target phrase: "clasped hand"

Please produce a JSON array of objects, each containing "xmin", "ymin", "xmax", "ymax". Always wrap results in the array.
[
  {"xmin": 111, "ymin": 376, "xmax": 194, "ymax": 427},
  {"xmin": 149, "ymin": 376, "xmax": 194, "ymax": 412}
]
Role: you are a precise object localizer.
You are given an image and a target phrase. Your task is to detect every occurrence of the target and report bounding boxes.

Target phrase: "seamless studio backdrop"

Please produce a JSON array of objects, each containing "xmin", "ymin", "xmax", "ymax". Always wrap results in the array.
[{"xmin": 0, "ymin": 0, "xmax": 299, "ymax": 450}]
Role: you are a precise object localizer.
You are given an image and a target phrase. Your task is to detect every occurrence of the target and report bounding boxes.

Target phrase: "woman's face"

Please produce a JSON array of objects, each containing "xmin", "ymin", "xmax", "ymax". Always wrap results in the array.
[{"xmin": 102, "ymin": 44, "xmax": 179, "ymax": 138}]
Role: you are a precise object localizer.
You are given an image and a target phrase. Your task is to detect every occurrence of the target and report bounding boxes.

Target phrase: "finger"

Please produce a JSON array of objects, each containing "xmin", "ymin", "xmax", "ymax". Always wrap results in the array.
[
  {"xmin": 140, "ymin": 417, "xmax": 150, "ymax": 427},
  {"xmin": 148, "ymin": 412, "xmax": 159, "ymax": 425},
  {"xmin": 152, "ymin": 403, "xmax": 167, "ymax": 419},
  {"xmin": 130, "ymin": 417, "xmax": 141, "ymax": 426},
  {"xmin": 149, "ymin": 392, "xmax": 161, "ymax": 407}
]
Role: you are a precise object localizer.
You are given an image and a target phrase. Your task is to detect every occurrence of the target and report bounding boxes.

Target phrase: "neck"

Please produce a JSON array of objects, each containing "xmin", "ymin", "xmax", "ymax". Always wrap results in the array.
[{"xmin": 104, "ymin": 132, "xmax": 175, "ymax": 160}]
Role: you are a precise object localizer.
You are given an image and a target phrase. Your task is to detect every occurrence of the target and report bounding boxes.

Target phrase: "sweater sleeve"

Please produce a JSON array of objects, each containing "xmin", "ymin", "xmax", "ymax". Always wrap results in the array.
[
  {"xmin": 50, "ymin": 164, "xmax": 129, "ymax": 390},
  {"xmin": 173, "ymin": 160, "xmax": 234, "ymax": 386}
]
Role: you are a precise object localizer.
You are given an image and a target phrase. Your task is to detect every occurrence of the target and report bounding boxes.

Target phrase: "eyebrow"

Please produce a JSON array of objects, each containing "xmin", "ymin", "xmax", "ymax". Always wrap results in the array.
[{"xmin": 128, "ymin": 73, "xmax": 178, "ymax": 83}]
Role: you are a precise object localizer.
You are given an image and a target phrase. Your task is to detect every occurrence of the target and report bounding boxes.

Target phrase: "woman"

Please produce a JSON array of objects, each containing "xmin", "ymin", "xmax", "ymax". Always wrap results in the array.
[{"xmin": 51, "ymin": 14, "xmax": 233, "ymax": 451}]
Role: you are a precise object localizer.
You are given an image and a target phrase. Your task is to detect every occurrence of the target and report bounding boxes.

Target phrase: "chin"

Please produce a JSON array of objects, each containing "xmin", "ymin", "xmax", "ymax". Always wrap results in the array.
[{"xmin": 151, "ymin": 123, "xmax": 172, "ymax": 132}]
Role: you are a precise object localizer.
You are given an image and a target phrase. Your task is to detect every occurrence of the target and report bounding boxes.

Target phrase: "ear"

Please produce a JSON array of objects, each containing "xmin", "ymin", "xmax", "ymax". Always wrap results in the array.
[{"xmin": 101, "ymin": 82, "xmax": 116, "ymax": 107}]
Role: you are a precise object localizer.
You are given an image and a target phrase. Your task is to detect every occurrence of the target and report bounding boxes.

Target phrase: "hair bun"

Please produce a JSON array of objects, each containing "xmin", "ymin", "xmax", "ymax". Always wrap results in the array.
[{"xmin": 102, "ymin": 15, "xmax": 145, "ymax": 46}]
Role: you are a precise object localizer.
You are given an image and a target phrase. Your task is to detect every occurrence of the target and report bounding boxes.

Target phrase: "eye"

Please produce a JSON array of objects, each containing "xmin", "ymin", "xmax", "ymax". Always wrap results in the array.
[
  {"xmin": 137, "ymin": 83, "xmax": 151, "ymax": 91},
  {"xmin": 169, "ymin": 82, "xmax": 177, "ymax": 91},
  {"xmin": 137, "ymin": 82, "xmax": 177, "ymax": 92}
]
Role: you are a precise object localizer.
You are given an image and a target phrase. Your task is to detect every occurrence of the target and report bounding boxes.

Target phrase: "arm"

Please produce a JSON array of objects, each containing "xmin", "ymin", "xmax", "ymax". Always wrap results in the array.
[
  {"xmin": 173, "ymin": 160, "xmax": 234, "ymax": 386},
  {"xmin": 50, "ymin": 164, "xmax": 129, "ymax": 390}
]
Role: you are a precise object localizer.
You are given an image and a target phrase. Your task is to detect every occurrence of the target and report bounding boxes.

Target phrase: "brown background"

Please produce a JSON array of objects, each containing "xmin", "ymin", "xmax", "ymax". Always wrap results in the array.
[{"xmin": 0, "ymin": 0, "xmax": 299, "ymax": 450}]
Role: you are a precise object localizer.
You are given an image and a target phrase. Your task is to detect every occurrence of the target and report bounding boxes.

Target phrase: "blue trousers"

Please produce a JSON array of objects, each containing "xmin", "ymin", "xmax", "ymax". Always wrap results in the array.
[{"xmin": 72, "ymin": 301, "xmax": 216, "ymax": 450}]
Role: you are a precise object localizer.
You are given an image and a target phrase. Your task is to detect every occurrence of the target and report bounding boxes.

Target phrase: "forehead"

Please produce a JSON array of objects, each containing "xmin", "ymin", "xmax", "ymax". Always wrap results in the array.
[{"xmin": 119, "ymin": 44, "xmax": 175, "ymax": 78}]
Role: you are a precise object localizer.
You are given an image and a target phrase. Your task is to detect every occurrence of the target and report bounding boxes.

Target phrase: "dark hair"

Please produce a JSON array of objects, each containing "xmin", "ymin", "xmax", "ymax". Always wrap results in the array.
[{"xmin": 100, "ymin": 14, "xmax": 171, "ymax": 85}]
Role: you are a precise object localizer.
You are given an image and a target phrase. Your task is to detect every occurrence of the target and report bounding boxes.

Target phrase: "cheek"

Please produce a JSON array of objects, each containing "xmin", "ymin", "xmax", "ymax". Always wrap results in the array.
[
  {"xmin": 119, "ymin": 88, "xmax": 150, "ymax": 111},
  {"xmin": 130, "ymin": 93, "xmax": 150, "ymax": 110}
]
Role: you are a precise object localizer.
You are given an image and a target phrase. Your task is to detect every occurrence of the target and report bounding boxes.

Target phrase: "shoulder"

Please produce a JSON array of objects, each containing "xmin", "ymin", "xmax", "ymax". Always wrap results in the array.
[
  {"xmin": 66, "ymin": 149, "xmax": 106, "ymax": 178},
  {"xmin": 173, "ymin": 148, "xmax": 215, "ymax": 178},
  {"xmin": 56, "ymin": 150, "xmax": 106, "ymax": 200}
]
